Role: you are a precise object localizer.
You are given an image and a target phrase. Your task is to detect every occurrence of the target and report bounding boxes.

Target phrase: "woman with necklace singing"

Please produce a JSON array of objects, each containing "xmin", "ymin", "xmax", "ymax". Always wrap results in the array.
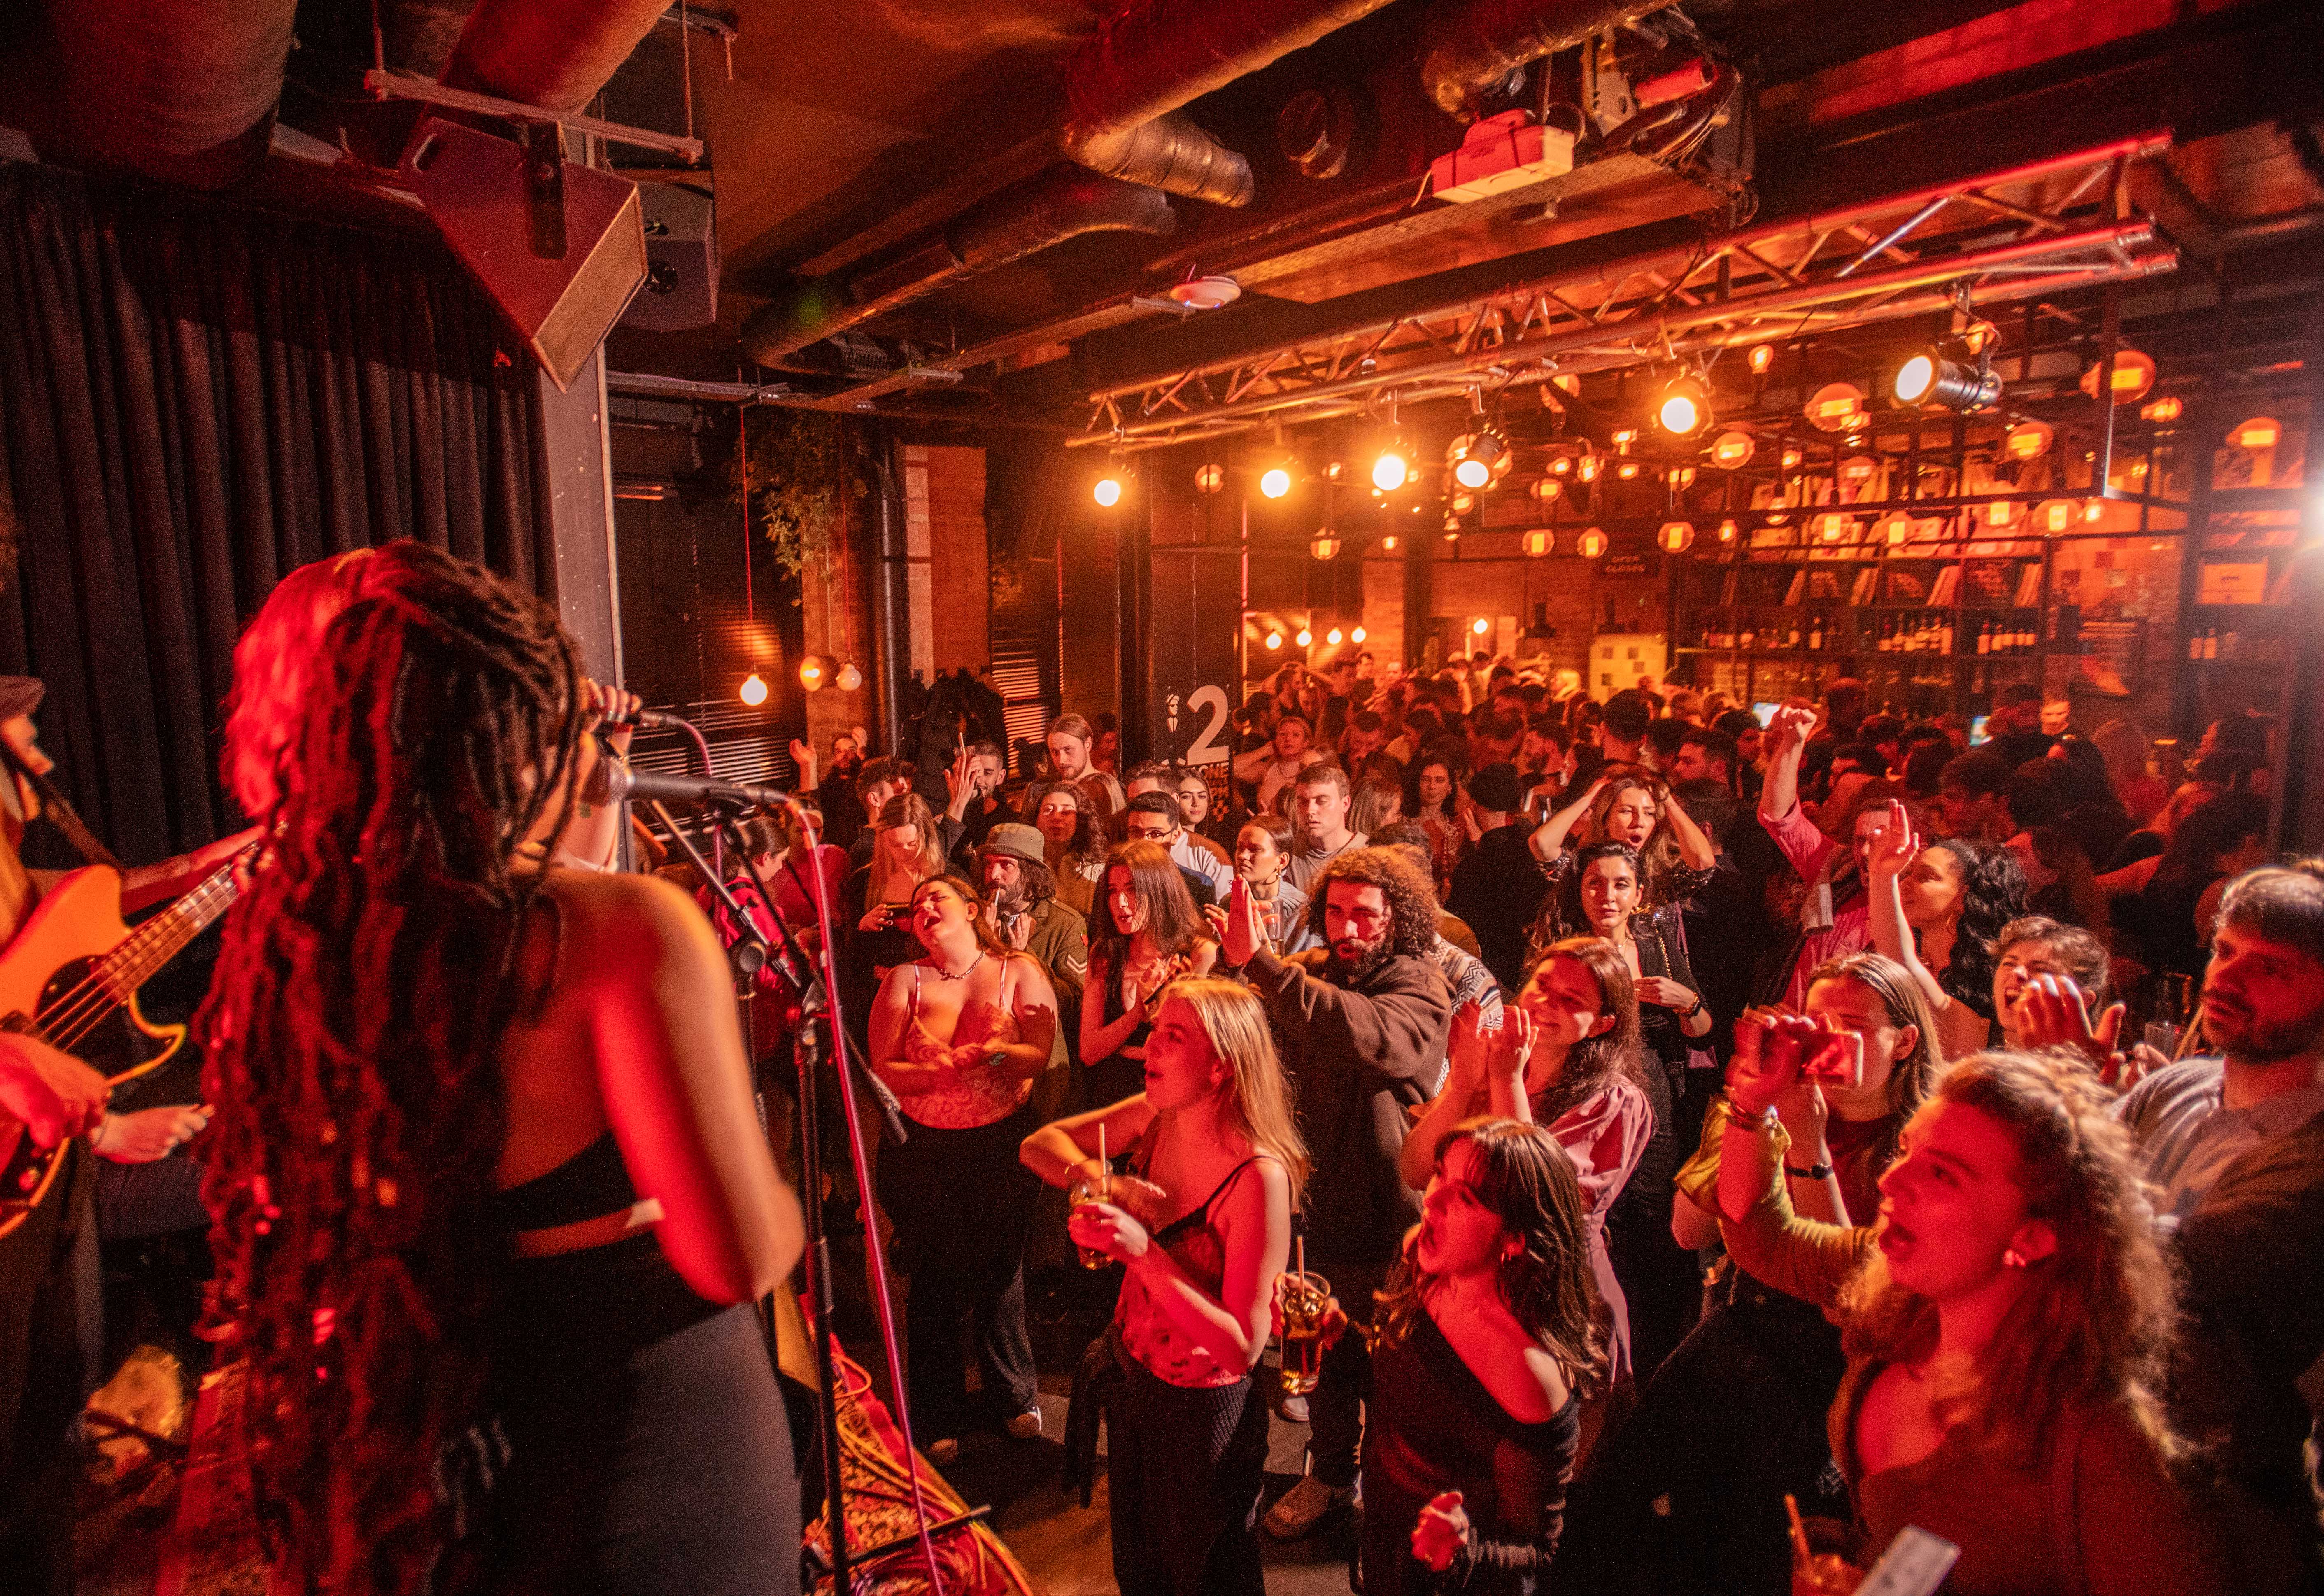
[
  {"xmin": 869, "ymin": 873, "xmax": 1060, "ymax": 1460},
  {"xmin": 1082, "ymin": 840, "xmax": 1219, "ymax": 1108}
]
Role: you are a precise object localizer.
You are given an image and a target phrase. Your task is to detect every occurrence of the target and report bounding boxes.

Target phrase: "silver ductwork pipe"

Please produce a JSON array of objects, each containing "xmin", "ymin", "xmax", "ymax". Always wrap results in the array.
[
  {"xmin": 1060, "ymin": 112, "xmax": 1255, "ymax": 209},
  {"xmin": 1418, "ymin": 0, "xmax": 1682, "ymax": 120},
  {"xmin": 741, "ymin": 170, "xmax": 1176, "ymax": 367},
  {"xmin": 1055, "ymin": 0, "xmax": 1396, "ymax": 203}
]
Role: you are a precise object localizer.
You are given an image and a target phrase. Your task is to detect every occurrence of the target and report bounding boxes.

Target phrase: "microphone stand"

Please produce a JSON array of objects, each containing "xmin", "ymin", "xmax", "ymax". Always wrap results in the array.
[{"xmin": 637, "ymin": 796, "xmax": 947, "ymax": 1596}]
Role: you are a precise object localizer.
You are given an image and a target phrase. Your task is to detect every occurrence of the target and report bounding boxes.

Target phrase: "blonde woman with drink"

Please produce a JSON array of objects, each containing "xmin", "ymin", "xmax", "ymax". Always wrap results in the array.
[{"xmin": 1022, "ymin": 978, "xmax": 1307, "ymax": 1596}]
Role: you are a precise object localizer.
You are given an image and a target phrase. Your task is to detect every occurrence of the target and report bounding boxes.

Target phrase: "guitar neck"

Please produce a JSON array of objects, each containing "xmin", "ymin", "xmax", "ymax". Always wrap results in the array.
[{"xmin": 98, "ymin": 858, "xmax": 244, "ymax": 998}]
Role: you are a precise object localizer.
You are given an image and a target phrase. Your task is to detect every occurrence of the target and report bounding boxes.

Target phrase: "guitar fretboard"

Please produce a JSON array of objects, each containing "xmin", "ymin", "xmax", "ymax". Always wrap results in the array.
[{"xmin": 86, "ymin": 861, "xmax": 244, "ymax": 1007}]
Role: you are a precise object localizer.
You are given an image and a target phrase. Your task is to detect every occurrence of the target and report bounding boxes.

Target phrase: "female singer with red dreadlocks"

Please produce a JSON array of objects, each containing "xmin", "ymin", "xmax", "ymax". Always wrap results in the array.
[{"xmin": 198, "ymin": 542, "xmax": 803, "ymax": 1596}]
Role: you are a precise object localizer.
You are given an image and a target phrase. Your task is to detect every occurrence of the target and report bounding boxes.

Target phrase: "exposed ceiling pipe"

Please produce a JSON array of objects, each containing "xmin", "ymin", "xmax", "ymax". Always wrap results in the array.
[
  {"xmin": 1418, "ymin": 0, "xmax": 1682, "ymax": 121},
  {"xmin": 32, "ymin": 0, "xmax": 298, "ymax": 190},
  {"xmin": 438, "ymin": 0, "xmax": 670, "ymax": 113},
  {"xmin": 1060, "ymin": 114, "xmax": 1255, "ymax": 209},
  {"xmin": 1055, "ymin": 0, "xmax": 1397, "ymax": 203},
  {"xmin": 741, "ymin": 170, "xmax": 1176, "ymax": 367}
]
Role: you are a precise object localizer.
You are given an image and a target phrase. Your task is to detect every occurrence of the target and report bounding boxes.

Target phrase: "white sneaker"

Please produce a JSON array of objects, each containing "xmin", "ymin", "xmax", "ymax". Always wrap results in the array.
[
  {"xmin": 1005, "ymin": 1408, "xmax": 1043, "ymax": 1440},
  {"xmin": 1263, "ymin": 1475, "xmax": 1353, "ymax": 1540}
]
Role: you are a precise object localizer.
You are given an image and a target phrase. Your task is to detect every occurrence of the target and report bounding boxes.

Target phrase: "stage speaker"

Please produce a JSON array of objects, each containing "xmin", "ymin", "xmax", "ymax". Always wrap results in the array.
[
  {"xmin": 401, "ymin": 116, "xmax": 647, "ymax": 391},
  {"xmin": 622, "ymin": 182, "xmax": 719, "ymax": 333}
]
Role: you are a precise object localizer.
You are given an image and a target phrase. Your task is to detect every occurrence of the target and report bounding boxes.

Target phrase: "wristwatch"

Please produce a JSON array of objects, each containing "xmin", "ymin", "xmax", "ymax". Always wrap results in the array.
[{"xmin": 1784, "ymin": 1160, "xmax": 1836, "ymax": 1181}]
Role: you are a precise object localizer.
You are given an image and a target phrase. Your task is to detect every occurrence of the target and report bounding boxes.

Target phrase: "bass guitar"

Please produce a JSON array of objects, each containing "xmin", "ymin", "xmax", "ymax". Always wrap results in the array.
[{"xmin": 0, "ymin": 854, "xmax": 248, "ymax": 1239}]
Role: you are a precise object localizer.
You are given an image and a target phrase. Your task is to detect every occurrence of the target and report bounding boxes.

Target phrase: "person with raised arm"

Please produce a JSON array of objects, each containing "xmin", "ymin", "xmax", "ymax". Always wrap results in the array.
[
  {"xmin": 1861, "ymin": 798, "xmax": 2028, "ymax": 1061},
  {"xmin": 1400, "ymin": 939, "xmax": 1651, "ymax": 1397},
  {"xmin": 1021, "ymin": 978, "xmax": 1304, "ymax": 1596}
]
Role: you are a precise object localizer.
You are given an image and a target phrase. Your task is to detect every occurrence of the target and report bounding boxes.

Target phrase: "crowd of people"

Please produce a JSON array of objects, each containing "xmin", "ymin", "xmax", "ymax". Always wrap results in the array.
[{"xmin": 2, "ymin": 557, "xmax": 2318, "ymax": 1596}]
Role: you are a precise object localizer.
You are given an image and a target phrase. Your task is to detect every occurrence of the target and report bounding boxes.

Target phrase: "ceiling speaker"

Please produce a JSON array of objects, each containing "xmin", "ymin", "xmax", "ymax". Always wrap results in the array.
[{"xmin": 400, "ymin": 116, "xmax": 646, "ymax": 390}]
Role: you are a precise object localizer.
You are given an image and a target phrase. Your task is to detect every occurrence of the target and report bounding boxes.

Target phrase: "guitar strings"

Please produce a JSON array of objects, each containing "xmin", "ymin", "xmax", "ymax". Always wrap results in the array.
[{"xmin": 31, "ymin": 867, "xmax": 240, "ymax": 1053}]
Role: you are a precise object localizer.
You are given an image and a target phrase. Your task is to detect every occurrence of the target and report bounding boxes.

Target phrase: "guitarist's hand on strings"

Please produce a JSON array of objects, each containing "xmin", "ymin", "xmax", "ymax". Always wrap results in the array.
[{"xmin": 0, "ymin": 1035, "xmax": 107, "ymax": 1149}]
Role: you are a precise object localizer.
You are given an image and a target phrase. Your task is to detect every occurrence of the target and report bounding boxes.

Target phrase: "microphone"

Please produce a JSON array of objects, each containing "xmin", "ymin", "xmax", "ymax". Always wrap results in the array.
[
  {"xmin": 586, "ymin": 762, "xmax": 789, "ymax": 810},
  {"xmin": 606, "ymin": 708, "xmax": 687, "ymax": 730}
]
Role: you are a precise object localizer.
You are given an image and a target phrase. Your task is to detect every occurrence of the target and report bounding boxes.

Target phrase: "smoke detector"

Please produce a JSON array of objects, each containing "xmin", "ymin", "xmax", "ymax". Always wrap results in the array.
[{"xmin": 1168, "ymin": 275, "xmax": 1241, "ymax": 310}]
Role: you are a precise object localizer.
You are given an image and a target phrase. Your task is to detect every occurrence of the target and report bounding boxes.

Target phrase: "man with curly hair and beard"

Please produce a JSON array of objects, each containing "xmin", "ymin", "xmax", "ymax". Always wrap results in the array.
[{"xmin": 1215, "ymin": 848, "xmax": 1453, "ymax": 1541}]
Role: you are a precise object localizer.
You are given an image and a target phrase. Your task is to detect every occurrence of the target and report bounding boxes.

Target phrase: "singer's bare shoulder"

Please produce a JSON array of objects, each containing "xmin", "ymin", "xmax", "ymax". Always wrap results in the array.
[{"xmin": 531, "ymin": 867, "xmax": 729, "ymax": 988}]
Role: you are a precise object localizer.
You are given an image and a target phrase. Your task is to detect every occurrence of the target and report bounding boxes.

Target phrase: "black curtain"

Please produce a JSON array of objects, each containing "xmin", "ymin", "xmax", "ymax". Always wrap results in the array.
[{"xmin": 0, "ymin": 160, "xmax": 557, "ymax": 864}]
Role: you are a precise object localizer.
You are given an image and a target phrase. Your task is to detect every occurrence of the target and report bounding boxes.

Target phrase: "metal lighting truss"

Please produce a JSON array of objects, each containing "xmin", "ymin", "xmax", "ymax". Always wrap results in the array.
[{"xmin": 1070, "ymin": 134, "xmax": 2178, "ymax": 465}]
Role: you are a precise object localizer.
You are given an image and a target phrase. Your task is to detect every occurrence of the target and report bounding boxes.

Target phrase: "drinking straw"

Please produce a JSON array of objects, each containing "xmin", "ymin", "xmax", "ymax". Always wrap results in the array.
[{"xmin": 1785, "ymin": 1494, "xmax": 1812, "ymax": 1567}]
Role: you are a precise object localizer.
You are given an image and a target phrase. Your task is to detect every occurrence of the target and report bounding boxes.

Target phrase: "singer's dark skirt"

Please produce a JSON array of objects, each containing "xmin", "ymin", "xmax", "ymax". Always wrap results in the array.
[{"xmin": 480, "ymin": 1233, "xmax": 800, "ymax": 1596}]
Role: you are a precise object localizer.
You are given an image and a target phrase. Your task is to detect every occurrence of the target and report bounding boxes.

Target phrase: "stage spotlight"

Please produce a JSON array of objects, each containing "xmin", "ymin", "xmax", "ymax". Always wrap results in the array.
[
  {"xmin": 1372, "ymin": 448, "xmax": 1410, "ymax": 492},
  {"xmin": 797, "ymin": 657, "xmax": 827, "ymax": 692},
  {"xmin": 1616, "ymin": 461, "xmax": 1640, "ymax": 480},
  {"xmin": 1893, "ymin": 346, "xmax": 2001, "ymax": 411},
  {"xmin": 1653, "ymin": 375, "xmax": 1711, "ymax": 437},
  {"xmin": 1532, "ymin": 478, "xmax": 1563, "ymax": 502},
  {"xmin": 1195, "ymin": 462, "xmax": 1225, "ymax": 493},
  {"xmin": 1260, "ymin": 466, "xmax": 1293, "ymax": 499},
  {"xmin": 1576, "ymin": 453, "xmax": 1601, "ymax": 483},
  {"xmin": 1521, "ymin": 529, "xmax": 1553, "ymax": 557},
  {"xmin": 1094, "ymin": 475, "xmax": 1122, "ymax": 507},
  {"xmin": 1309, "ymin": 533, "xmax": 1342, "ymax": 560},
  {"xmin": 1576, "ymin": 527, "xmax": 1609, "ymax": 558},
  {"xmin": 1549, "ymin": 455, "xmax": 1573, "ymax": 477},
  {"xmin": 1716, "ymin": 519, "xmax": 1738, "ymax": 543},
  {"xmin": 1711, "ymin": 430, "xmax": 1755, "ymax": 467},
  {"xmin": 2140, "ymin": 396, "xmax": 2183, "ymax": 423},
  {"xmin": 1453, "ymin": 431, "xmax": 1506, "ymax": 490},
  {"xmin": 1748, "ymin": 344, "xmax": 1774, "ymax": 375},
  {"xmin": 1658, "ymin": 520, "xmax": 1695, "ymax": 553}
]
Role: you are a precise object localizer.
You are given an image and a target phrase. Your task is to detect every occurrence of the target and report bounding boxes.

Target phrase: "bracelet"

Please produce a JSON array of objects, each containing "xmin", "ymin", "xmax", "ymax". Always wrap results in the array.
[
  {"xmin": 1784, "ymin": 1160, "xmax": 1836, "ymax": 1181},
  {"xmin": 1680, "ymin": 995, "xmax": 1707, "ymax": 1020},
  {"xmin": 1720, "ymin": 1100, "xmax": 1772, "ymax": 1132}
]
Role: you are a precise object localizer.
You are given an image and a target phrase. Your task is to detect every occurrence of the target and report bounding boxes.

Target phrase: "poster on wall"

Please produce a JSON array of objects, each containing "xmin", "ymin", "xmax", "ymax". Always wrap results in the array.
[{"xmin": 1146, "ymin": 547, "xmax": 1243, "ymax": 789}]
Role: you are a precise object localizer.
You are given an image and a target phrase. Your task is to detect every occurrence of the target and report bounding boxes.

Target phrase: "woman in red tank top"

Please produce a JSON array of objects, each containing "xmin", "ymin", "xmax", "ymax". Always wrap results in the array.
[{"xmin": 1022, "ymin": 976, "xmax": 1307, "ymax": 1596}]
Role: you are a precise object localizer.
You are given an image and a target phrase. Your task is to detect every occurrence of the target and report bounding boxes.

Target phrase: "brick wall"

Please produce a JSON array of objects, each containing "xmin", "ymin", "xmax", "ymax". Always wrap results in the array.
[{"xmin": 905, "ymin": 443, "xmax": 993, "ymax": 673}]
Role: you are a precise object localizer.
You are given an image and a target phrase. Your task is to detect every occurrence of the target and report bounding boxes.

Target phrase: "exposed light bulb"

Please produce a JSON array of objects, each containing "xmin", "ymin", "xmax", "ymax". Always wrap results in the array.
[{"xmin": 740, "ymin": 671, "xmax": 770, "ymax": 706}]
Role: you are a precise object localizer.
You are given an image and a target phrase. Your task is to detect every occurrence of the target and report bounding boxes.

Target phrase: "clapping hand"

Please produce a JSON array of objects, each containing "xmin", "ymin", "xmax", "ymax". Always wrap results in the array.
[
  {"xmin": 2014, "ymin": 974, "xmax": 2131, "ymax": 1083},
  {"xmin": 1219, "ymin": 877, "xmax": 1267, "ymax": 968},
  {"xmin": 1411, "ymin": 1492, "xmax": 1472, "ymax": 1572}
]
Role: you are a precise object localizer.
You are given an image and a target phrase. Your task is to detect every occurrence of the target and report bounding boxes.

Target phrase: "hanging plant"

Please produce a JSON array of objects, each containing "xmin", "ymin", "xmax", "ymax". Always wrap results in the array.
[{"xmin": 736, "ymin": 408, "xmax": 866, "ymax": 600}]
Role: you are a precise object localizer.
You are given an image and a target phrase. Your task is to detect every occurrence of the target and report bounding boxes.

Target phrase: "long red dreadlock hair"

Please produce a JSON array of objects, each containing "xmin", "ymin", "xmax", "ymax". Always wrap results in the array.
[{"xmin": 198, "ymin": 541, "xmax": 587, "ymax": 1593}]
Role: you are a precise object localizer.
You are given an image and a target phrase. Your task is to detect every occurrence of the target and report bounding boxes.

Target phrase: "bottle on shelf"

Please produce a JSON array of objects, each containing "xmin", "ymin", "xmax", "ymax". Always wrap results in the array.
[
  {"xmin": 1976, "ymin": 620, "xmax": 1991, "ymax": 655},
  {"xmin": 1940, "ymin": 616, "xmax": 1955, "ymax": 654},
  {"xmin": 1808, "ymin": 615, "xmax": 1823, "ymax": 651},
  {"xmin": 2202, "ymin": 627, "xmax": 2219, "ymax": 660}
]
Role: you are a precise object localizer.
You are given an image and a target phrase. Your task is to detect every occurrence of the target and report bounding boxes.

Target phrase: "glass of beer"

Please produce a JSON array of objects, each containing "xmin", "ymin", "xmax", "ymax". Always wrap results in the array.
[
  {"xmin": 1276, "ymin": 1269, "xmax": 1332, "ymax": 1396},
  {"xmin": 1069, "ymin": 1169, "xmax": 1113, "ymax": 1270}
]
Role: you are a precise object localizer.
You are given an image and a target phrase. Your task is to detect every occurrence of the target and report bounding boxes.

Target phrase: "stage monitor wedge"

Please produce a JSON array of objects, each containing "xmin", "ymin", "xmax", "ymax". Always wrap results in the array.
[{"xmin": 401, "ymin": 116, "xmax": 647, "ymax": 391}]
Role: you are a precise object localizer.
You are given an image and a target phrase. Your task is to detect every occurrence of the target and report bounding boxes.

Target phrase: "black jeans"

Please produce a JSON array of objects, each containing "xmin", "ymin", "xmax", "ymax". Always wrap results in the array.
[
  {"xmin": 0, "ymin": 1149, "xmax": 98, "ymax": 1596},
  {"xmin": 881, "ymin": 1101, "xmax": 1041, "ymax": 1440},
  {"xmin": 1109, "ymin": 1342, "xmax": 1270, "ymax": 1596},
  {"xmin": 1305, "ymin": 1261, "xmax": 1386, "ymax": 1491}
]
